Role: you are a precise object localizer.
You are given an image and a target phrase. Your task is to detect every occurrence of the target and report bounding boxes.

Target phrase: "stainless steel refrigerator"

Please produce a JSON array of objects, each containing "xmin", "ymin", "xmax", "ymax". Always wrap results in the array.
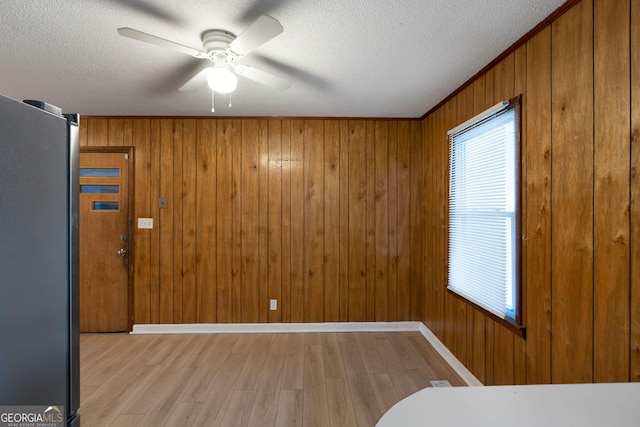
[{"xmin": 0, "ymin": 94, "xmax": 80, "ymax": 426}]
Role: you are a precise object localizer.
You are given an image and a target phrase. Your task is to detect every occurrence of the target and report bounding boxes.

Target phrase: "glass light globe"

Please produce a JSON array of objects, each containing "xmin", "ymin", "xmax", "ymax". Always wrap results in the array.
[{"xmin": 207, "ymin": 66, "xmax": 237, "ymax": 94}]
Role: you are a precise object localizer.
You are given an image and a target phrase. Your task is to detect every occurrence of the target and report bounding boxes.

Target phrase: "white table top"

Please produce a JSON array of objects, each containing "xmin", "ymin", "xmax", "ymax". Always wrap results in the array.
[{"xmin": 376, "ymin": 382, "xmax": 640, "ymax": 427}]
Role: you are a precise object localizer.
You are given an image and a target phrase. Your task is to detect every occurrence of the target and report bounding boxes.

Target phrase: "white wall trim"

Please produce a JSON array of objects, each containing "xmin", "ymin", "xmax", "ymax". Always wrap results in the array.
[
  {"xmin": 417, "ymin": 323, "xmax": 484, "ymax": 387},
  {"xmin": 132, "ymin": 321, "xmax": 483, "ymax": 386},
  {"xmin": 132, "ymin": 321, "xmax": 422, "ymax": 334}
]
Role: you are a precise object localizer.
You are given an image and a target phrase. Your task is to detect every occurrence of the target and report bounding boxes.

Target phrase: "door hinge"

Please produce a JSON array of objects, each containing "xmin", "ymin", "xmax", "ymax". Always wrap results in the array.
[{"xmin": 124, "ymin": 153, "xmax": 129, "ymax": 160}]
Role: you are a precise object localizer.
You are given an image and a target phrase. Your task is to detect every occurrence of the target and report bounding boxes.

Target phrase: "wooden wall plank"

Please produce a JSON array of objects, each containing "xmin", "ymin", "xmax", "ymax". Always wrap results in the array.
[
  {"xmin": 88, "ymin": 118, "xmax": 108, "ymax": 147},
  {"xmin": 231, "ymin": 119, "xmax": 243, "ymax": 323},
  {"xmin": 422, "ymin": 117, "xmax": 433, "ymax": 330},
  {"xmin": 387, "ymin": 122, "xmax": 399, "ymax": 322},
  {"xmin": 348, "ymin": 120, "xmax": 368, "ymax": 321},
  {"xmin": 374, "ymin": 121, "xmax": 390, "ymax": 321},
  {"xmin": 108, "ymin": 119, "xmax": 124, "ymax": 147},
  {"xmin": 149, "ymin": 119, "xmax": 161, "ymax": 324},
  {"xmin": 338, "ymin": 120, "xmax": 351, "ymax": 321},
  {"xmin": 550, "ymin": 0, "xmax": 594, "ymax": 384},
  {"xmin": 240, "ymin": 120, "xmax": 260, "ymax": 323},
  {"xmin": 159, "ymin": 120, "xmax": 174, "ymax": 323},
  {"xmin": 172, "ymin": 120, "xmax": 183, "ymax": 323},
  {"xmin": 123, "ymin": 119, "xmax": 133, "ymax": 147},
  {"xmin": 289, "ymin": 120, "xmax": 305, "ymax": 323},
  {"xmin": 280, "ymin": 120, "xmax": 292, "ymax": 323},
  {"xmin": 303, "ymin": 120, "xmax": 325, "ymax": 322},
  {"xmin": 631, "ymin": 0, "xmax": 640, "ymax": 383},
  {"xmin": 268, "ymin": 119, "xmax": 283, "ymax": 323},
  {"xmin": 409, "ymin": 120, "xmax": 424, "ymax": 321},
  {"xmin": 433, "ymin": 107, "xmax": 446, "ymax": 342},
  {"xmin": 324, "ymin": 120, "xmax": 341, "ymax": 322},
  {"xmin": 196, "ymin": 119, "xmax": 217, "ymax": 323},
  {"xmin": 524, "ymin": 27, "xmax": 552, "ymax": 385},
  {"xmin": 366, "ymin": 122, "xmax": 376, "ymax": 321},
  {"xmin": 216, "ymin": 119, "xmax": 234, "ymax": 323},
  {"xmin": 258, "ymin": 120, "xmax": 269, "ymax": 323},
  {"xmin": 593, "ymin": 0, "xmax": 631, "ymax": 383},
  {"xmin": 395, "ymin": 121, "xmax": 412, "ymax": 320},
  {"xmin": 132, "ymin": 119, "xmax": 151, "ymax": 324},
  {"xmin": 181, "ymin": 120, "xmax": 198, "ymax": 324},
  {"xmin": 79, "ymin": 119, "xmax": 88, "ymax": 147}
]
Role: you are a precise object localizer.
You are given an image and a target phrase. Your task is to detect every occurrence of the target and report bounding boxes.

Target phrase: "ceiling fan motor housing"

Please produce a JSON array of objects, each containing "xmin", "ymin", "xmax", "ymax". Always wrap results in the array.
[{"xmin": 202, "ymin": 30, "xmax": 235, "ymax": 60}]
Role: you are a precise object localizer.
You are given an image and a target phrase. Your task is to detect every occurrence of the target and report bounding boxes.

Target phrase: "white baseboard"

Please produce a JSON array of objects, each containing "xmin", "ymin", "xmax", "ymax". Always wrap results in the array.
[
  {"xmin": 132, "ymin": 321, "xmax": 422, "ymax": 334},
  {"xmin": 132, "ymin": 321, "xmax": 483, "ymax": 386},
  {"xmin": 417, "ymin": 323, "xmax": 484, "ymax": 387}
]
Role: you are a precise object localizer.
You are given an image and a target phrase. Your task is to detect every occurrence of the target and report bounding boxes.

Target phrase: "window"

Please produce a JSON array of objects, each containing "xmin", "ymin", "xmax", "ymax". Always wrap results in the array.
[{"xmin": 447, "ymin": 97, "xmax": 523, "ymax": 333}]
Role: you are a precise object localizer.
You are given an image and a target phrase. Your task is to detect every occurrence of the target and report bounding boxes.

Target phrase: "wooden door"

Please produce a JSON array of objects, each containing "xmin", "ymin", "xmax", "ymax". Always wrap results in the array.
[{"xmin": 79, "ymin": 151, "xmax": 131, "ymax": 332}]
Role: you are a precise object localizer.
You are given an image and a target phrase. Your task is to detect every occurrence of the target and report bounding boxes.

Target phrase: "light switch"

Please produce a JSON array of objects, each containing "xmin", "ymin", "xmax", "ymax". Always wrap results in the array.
[{"xmin": 138, "ymin": 218, "xmax": 153, "ymax": 229}]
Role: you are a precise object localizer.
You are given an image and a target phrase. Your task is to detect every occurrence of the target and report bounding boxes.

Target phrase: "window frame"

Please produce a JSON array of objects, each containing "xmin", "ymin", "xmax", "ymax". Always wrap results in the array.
[{"xmin": 446, "ymin": 95, "xmax": 525, "ymax": 338}]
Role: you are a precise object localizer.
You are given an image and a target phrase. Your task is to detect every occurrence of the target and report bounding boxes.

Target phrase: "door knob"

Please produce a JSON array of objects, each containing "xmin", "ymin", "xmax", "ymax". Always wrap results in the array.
[{"xmin": 117, "ymin": 248, "xmax": 127, "ymax": 257}]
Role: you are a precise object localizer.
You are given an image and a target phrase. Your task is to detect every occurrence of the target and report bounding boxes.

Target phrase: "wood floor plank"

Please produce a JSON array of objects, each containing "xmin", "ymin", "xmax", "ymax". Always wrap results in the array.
[
  {"xmin": 192, "ymin": 351, "xmax": 250, "ymax": 425},
  {"xmin": 281, "ymin": 333, "xmax": 304, "ymax": 390},
  {"xmin": 181, "ymin": 334, "xmax": 238, "ymax": 402},
  {"xmin": 235, "ymin": 334, "xmax": 273, "ymax": 391},
  {"xmin": 219, "ymin": 390, "xmax": 256, "ymax": 427},
  {"xmin": 369, "ymin": 372, "xmax": 401, "ymax": 414},
  {"xmin": 302, "ymin": 343, "xmax": 330, "ymax": 426},
  {"xmin": 109, "ymin": 414, "xmax": 143, "ymax": 426},
  {"xmin": 275, "ymin": 390, "xmax": 303, "ymax": 427},
  {"xmin": 339, "ymin": 338, "xmax": 381, "ymax": 426},
  {"xmin": 165, "ymin": 402, "xmax": 203, "ymax": 427},
  {"xmin": 137, "ymin": 367, "xmax": 200, "ymax": 427},
  {"xmin": 326, "ymin": 378, "xmax": 358, "ymax": 427},
  {"xmin": 247, "ymin": 354, "xmax": 285, "ymax": 427},
  {"xmin": 322, "ymin": 332, "xmax": 347, "ymax": 379},
  {"xmin": 355, "ymin": 333, "xmax": 386, "ymax": 374}
]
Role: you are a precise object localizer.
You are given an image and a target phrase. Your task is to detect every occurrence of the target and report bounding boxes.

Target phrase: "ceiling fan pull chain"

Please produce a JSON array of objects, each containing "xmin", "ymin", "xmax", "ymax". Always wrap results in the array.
[
  {"xmin": 228, "ymin": 92, "xmax": 233, "ymax": 108},
  {"xmin": 211, "ymin": 90, "xmax": 215, "ymax": 113}
]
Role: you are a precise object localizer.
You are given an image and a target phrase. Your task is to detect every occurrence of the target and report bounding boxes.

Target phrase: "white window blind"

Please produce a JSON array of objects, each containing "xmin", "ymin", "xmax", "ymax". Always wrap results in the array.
[{"xmin": 447, "ymin": 101, "xmax": 518, "ymax": 321}]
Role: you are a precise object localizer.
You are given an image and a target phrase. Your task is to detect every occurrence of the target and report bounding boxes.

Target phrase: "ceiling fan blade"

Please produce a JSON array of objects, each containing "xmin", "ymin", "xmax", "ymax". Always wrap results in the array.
[
  {"xmin": 228, "ymin": 15, "xmax": 283, "ymax": 56},
  {"xmin": 117, "ymin": 27, "xmax": 205, "ymax": 58},
  {"xmin": 179, "ymin": 67, "xmax": 212, "ymax": 92},
  {"xmin": 235, "ymin": 64, "xmax": 291, "ymax": 91}
]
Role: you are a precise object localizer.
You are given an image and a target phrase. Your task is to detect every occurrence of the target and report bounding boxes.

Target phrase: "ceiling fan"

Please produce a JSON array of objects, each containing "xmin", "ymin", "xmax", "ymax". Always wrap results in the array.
[{"xmin": 117, "ymin": 15, "xmax": 291, "ymax": 110}]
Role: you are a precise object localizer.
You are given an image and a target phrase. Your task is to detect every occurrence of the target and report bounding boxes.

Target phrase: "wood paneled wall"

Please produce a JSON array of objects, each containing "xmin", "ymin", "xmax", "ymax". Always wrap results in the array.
[
  {"xmin": 80, "ymin": 118, "xmax": 425, "ymax": 325},
  {"xmin": 422, "ymin": 0, "xmax": 640, "ymax": 385}
]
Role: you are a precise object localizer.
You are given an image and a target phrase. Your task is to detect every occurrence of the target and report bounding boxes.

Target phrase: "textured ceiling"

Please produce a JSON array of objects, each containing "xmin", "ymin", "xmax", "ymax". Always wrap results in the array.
[{"xmin": 0, "ymin": 0, "xmax": 565, "ymax": 118}]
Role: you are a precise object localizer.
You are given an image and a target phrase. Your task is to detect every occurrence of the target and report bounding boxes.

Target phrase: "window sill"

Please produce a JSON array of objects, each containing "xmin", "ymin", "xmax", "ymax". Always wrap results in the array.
[{"xmin": 447, "ymin": 288, "xmax": 526, "ymax": 339}]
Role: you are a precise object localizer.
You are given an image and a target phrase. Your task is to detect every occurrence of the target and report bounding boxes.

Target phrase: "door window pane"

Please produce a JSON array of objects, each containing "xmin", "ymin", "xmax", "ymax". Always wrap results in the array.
[
  {"xmin": 92, "ymin": 201, "xmax": 120, "ymax": 211},
  {"xmin": 81, "ymin": 185, "xmax": 119, "ymax": 194},
  {"xmin": 80, "ymin": 168, "xmax": 120, "ymax": 177}
]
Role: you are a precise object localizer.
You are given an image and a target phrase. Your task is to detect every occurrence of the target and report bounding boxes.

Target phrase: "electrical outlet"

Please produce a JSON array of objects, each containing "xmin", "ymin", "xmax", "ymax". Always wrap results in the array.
[
  {"xmin": 270, "ymin": 299, "xmax": 277, "ymax": 311},
  {"xmin": 137, "ymin": 217, "xmax": 153, "ymax": 229},
  {"xmin": 430, "ymin": 380, "xmax": 452, "ymax": 388}
]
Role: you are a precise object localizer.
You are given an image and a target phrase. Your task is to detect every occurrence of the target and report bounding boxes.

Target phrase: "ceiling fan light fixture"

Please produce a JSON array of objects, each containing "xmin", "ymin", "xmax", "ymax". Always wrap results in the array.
[{"xmin": 208, "ymin": 65, "xmax": 237, "ymax": 94}]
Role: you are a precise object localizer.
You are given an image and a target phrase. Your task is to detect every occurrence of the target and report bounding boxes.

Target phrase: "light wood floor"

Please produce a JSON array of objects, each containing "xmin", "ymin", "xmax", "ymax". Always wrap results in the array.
[{"xmin": 79, "ymin": 331, "xmax": 465, "ymax": 426}]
